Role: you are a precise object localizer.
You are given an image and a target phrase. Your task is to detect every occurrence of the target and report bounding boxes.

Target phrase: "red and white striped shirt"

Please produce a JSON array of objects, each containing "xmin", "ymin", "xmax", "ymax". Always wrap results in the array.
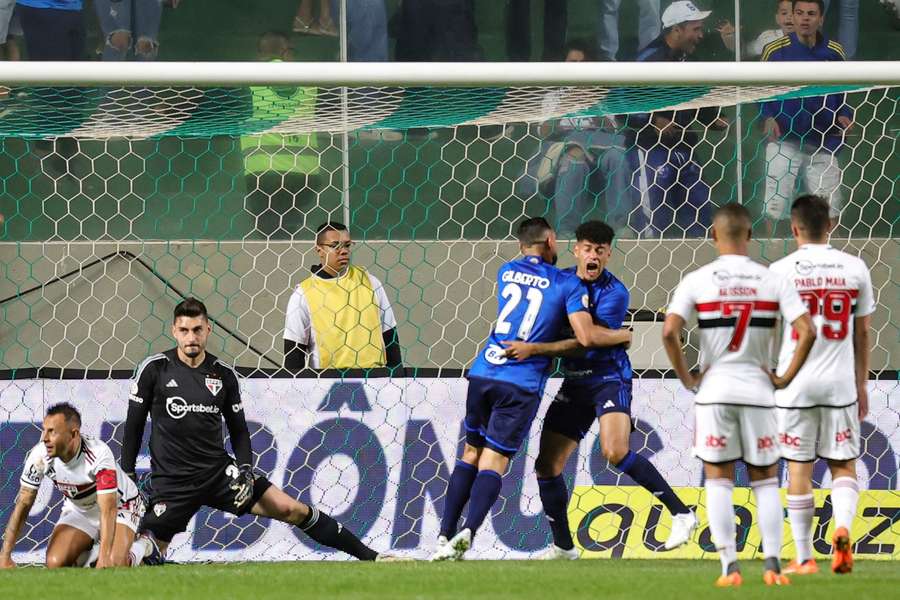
[
  {"xmin": 667, "ymin": 254, "xmax": 808, "ymax": 406},
  {"xmin": 770, "ymin": 244, "xmax": 875, "ymax": 407}
]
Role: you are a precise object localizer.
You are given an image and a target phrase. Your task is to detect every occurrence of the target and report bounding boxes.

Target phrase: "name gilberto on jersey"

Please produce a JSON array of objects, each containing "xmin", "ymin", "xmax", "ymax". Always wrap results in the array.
[{"xmin": 501, "ymin": 270, "xmax": 551, "ymax": 289}]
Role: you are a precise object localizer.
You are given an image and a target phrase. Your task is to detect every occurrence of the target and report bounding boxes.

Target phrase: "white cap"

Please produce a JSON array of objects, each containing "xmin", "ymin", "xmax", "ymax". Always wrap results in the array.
[{"xmin": 662, "ymin": 1, "xmax": 712, "ymax": 28}]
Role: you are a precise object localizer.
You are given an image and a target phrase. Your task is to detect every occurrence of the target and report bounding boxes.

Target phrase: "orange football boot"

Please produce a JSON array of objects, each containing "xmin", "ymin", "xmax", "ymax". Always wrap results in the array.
[
  {"xmin": 763, "ymin": 570, "xmax": 791, "ymax": 585},
  {"xmin": 831, "ymin": 526, "xmax": 853, "ymax": 574},
  {"xmin": 714, "ymin": 572, "xmax": 743, "ymax": 587},
  {"xmin": 783, "ymin": 559, "xmax": 819, "ymax": 575}
]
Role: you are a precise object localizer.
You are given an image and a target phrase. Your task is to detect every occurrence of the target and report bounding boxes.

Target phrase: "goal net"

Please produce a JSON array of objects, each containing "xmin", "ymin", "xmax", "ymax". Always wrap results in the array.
[{"xmin": 0, "ymin": 62, "xmax": 897, "ymax": 562}]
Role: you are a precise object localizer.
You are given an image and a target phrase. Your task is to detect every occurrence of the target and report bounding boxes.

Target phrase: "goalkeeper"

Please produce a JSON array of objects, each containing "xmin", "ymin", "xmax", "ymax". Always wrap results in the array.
[{"xmin": 121, "ymin": 297, "xmax": 390, "ymax": 561}]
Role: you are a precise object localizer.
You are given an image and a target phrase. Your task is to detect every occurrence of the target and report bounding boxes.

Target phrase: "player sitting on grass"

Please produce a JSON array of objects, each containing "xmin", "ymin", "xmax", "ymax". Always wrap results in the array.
[
  {"xmin": 122, "ymin": 298, "xmax": 398, "ymax": 562},
  {"xmin": 0, "ymin": 403, "xmax": 155, "ymax": 569},
  {"xmin": 431, "ymin": 217, "xmax": 631, "ymax": 561},
  {"xmin": 502, "ymin": 220, "xmax": 696, "ymax": 559},
  {"xmin": 662, "ymin": 203, "xmax": 815, "ymax": 587},
  {"xmin": 770, "ymin": 194, "xmax": 875, "ymax": 575}
]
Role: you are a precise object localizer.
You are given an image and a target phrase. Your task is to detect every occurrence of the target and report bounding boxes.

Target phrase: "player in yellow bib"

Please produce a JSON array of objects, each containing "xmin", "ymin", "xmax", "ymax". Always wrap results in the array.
[{"xmin": 283, "ymin": 222, "xmax": 403, "ymax": 371}]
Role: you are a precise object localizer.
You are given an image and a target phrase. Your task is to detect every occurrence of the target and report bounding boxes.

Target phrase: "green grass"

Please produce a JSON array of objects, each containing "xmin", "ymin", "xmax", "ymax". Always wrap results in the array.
[{"xmin": 1, "ymin": 560, "xmax": 897, "ymax": 600}]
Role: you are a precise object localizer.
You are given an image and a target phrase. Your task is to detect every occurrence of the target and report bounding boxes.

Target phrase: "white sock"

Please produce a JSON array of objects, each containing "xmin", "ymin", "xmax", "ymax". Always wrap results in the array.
[
  {"xmin": 831, "ymin": 476, "xmax": 860, "ymax": 534},
  {"xmin": 786, "ymin": 493, "xmax": 815, "ymax": 562},
  {"xmin": 705, "ymin": 478, "xmax": 737, "ymax": 575},
  {"xmin": 751, "ymin": 477, "xmax": 784, "ymax": 561},
  {"xmin": 129, "ymin": 537, "xmax": 150, "ymax": 567}
]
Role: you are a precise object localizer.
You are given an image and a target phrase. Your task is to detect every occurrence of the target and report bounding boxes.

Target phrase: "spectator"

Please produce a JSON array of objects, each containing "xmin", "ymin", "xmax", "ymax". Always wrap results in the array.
[
  {"xmin": 94, "ymin": 0, "xmax": 178, "ymax": 61},
  {"xmin": 505, "ymin": 0, "xmax": 567, "ymax": 61},
  {"xmin": 759, "ymin": 0, "xmax": 851, "ymax": 234},
  {"xmin": 293, "ymin": 0, "xmax": 337, "ymax": 36},
  {"xmin": 627, "ymin": 1, "xmax": 729, "ymax": 238},
  {"xmin": 392, "ymin": 0, "xmax": 482, "ymax": 61},
  {"xmin": 283, "ymin": 222, "xmax": 403, "ymax": 371},
  {"xmin": 823, "ymin": 0, "xmax": 858, "ymax": 59},
  {"xmin": 0, "ymin": 0, "xmax": 21, "ymax": 62},
  {"xmin": 240, "ymin": 31, "xmax": 320, "ymax": 239},
  {"xmin": 331, "ymin": 0, "xmax": 388, "ymax": 61},
  {"xmin": 516, "ymin": 39, "xmax": 631, "ymax": 237},
  {"xmin": 16, "ymin": 0, "xmax": 84, "ymax": 60},
  {"xmin": 746, "ymin": 0, "xmax": 794, "ymax": 59},
  {"xmin": 597, "ymin": 0, "xmax": 660, "ymax": 61}
]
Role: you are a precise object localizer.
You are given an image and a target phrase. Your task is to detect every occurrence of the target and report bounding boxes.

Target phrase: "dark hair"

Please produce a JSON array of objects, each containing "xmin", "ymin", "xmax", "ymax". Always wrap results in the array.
[
  {"xmin": 793, "ymin": 0, "xmax": 825, "ymax": 14},
  {"xmin": 258, "ymin": 30, "xmax": 290, "ymax": 55},
  {"xmin": 575, "ymin": 220, "xmax": 614, "ymax": 246},
  {"xmin": 517, "ymin": 217, "xmax": 553, "ymax": 246},
  {"xmin": 790, "ymin": 194, "xmax": 831, "ymax": 239},
  {"xmin": 316, "ymin": 221, "xmax": 348, "ymax": 244},
  {"xmin": 713, "ymin": 203, "xmax": 752, "ymax": 239},
  {"xmin": 564, "ymin": 38, "xmax": 598, "ymax": 61},
  {"xmin": 46, "ymin": 403, "xmax": 81, "ymax": 428},
  {"xmin": 174, "ymin": 297, "xmax": 209, "ymax": 322}
]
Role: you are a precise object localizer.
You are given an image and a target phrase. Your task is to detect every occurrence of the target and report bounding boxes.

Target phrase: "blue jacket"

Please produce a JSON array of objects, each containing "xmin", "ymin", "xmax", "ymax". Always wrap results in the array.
[
  {"xmin": 759, "ymin": 32, "xmax": 852, "ymax": 154},
  {"xmin": 627, "ymin": 35, "xmax": 721, "ymax": 150}
]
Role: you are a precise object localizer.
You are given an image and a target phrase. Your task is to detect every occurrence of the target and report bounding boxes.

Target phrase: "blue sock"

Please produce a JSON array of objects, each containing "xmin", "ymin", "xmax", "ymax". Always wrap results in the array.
[
  {"xmin": 537, "ymin": 475, "xmax": 574, "ymax": 550},
  {"xmin": 615, "ymin": 450, "xmax": 689, "ymax": 516},
  {"xmin": 461, "ymin": 470, "xmax": 503, "ymax": 535},
  {"xmin": 439, "ymin": 460, "xmax": 478, "ymax": 539}
]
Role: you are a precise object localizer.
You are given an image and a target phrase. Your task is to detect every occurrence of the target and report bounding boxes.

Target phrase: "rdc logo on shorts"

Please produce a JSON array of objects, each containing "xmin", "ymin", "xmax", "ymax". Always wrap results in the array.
[
  {"xmin": 835, "ymin": 429, "xmax": 853, "ymax": 443},
  {"xmin": 757, "ymin": 436, "xmax": 776, "ymax": 450},
  {"xmin": 779, "ymin": 432, "xmax": 801, "ymax": 447},
  {"xmin": 705, "ymin": 435, "xmax": 727, "ymax": 448}
]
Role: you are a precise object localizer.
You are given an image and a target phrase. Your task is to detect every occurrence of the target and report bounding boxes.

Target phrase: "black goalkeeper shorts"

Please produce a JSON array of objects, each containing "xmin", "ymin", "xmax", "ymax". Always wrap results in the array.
[{"xmin": 141, "ymin": 461, "xmax": 273, "ymax": 543}]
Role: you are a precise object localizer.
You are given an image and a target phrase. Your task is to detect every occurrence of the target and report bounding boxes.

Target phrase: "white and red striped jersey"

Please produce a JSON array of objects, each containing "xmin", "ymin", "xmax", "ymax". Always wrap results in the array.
[
  {"xmin": 667, "ymin": 254, "xmax": 808, "ymax": 407},
  {"xmin": 770, "ymin": 243, "xmax": 875, "ymax": 408},
  {"xmin": 20, "ymin": 436, "xmax": 138, "ymax": 511}
]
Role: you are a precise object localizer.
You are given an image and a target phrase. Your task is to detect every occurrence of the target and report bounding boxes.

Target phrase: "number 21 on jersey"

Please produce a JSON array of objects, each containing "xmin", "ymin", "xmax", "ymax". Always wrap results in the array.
[{"xmin": 496, "ymin": 283, "xmax": 544, "ymax": 340}]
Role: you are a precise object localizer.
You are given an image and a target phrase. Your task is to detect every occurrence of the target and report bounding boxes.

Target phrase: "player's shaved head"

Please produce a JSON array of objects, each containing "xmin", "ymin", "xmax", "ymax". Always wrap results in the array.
[
  {"xmin": 174, "ymin": 297, "xmax": 209, "ymax": 323},
  {"xmin": 316, "ymin": 221, "xmax": 348, "ymax": 244},
  {"xmin": 517, "ymin": 217, "xmax": 553, "ymax": 246},
  {"xmin": 793, "ymin": 0, "xmax": 824, "ymax": 14},
  {"xmin": 46, "ymin": 403, "xmax": 81, "ymax": 428},
  {"xmin": 790, "ymin": 194, "xmax": 831, "ymax": 240},
  {"xmin": 258, "ymin": 31, "xmax": 291, "ymax": 59},
  {"xmin": 712, "ymin": 203, "xmax": 752, "ymax": 242}
]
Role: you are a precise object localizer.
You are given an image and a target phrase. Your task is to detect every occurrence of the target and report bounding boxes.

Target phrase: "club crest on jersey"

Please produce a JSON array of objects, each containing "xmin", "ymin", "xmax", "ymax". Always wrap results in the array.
[
  {"xmin": 205, "ymin": 376, "xmax": 222, "ymax": 396},
  {"xmin": 153, "ymin": 503, "xmax": 167, "ymax": 517}
]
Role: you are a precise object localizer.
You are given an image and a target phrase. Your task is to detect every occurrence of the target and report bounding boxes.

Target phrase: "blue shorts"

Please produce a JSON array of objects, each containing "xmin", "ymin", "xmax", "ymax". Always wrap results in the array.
[
  {"xmin": 464, "ymin": 377, "xmax": 542, "ymax": 456},
  {"xmin": 543, "ymin": 379, "xmax": 632, "ymax": 442}
]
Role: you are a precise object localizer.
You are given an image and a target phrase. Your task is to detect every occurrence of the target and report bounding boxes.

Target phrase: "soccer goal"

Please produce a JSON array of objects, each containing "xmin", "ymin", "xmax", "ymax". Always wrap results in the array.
[{"xmin": 0, "ymin": 61, "xmax": 897, "ymax": 563}]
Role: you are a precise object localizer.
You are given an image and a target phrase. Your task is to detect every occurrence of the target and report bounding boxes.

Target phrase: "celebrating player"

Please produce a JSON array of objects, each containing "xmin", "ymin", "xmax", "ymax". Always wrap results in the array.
[
  {"xmin": 502, "ymin": 220, "xmax": 696, "ymax": 559},
  {"xmin": 661, "ymin": 203, "xmax": 815, "ymax": 587},
  {"xmin": 121, "ymin": 297, "xmax": 392, "ymax": 562},
  {"xmin": 0, "ymin": 403, "xmax": 151, "ymax": 569},
  {"xmin": 430, "ymin": 217, "xmax": 632, "ymax": 561},
  {"xmin": 770, "ymin": 194, "xmax": 874, "ymax": 575}
]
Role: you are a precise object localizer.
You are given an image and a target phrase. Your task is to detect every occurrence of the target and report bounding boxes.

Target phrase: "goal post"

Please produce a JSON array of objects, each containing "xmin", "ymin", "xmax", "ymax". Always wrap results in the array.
[{"xmin": 0, "ymin": 62, "xmax": 897, "ymax": 562}]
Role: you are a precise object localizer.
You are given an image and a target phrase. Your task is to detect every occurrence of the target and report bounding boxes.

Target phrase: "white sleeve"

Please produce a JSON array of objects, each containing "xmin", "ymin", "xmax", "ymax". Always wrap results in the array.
[
  {"xmin": 855, "ymin": 260, "xmax": 876, "ymax": 318},
  {"xmin": 20, "ymin": 444, "xmax": 46, "ymax": 490},
  {"xmin": 777, "ymin": 273, "xmax": 808, "ymax": 323},
  {"xmin": 368, "ymin": 273, "xmax": 397, "ymax": 332},
  {"xmin": 666, "ymin": 274, "xmax": 697, "ymax": 322},
  {"xmin": 283, "ymin": 286, "xmax": 311, "ymax": 344}
]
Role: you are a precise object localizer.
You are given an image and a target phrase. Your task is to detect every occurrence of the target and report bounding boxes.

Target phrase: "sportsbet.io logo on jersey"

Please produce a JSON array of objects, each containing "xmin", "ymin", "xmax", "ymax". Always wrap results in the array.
[{"xmin": 165, "ymin": 396, "xmax": 221, "ymax": 419}]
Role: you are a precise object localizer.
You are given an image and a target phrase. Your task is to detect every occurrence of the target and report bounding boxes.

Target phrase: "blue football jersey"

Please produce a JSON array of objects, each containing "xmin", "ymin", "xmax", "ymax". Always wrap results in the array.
[
  {"xmin": 561, "ymin": 268, "xmax": 632, "ymax": 384},
  {"xmin": 469, "ymin": 255, "xmax": 589, "ymax": 394}
]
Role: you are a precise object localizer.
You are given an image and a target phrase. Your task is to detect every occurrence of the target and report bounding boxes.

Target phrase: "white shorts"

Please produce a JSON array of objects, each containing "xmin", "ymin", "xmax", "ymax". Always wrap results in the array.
[
  {"xmin": 693, "ymin": 404, "xmax": 780, "ymax": 467},
  {"xmin": 776, "ymin": 404, "xmax": 860, "ymax": 462},
  {"xmin": 57, "ymin": 496, "xmax": 144, "ymax": 540}
]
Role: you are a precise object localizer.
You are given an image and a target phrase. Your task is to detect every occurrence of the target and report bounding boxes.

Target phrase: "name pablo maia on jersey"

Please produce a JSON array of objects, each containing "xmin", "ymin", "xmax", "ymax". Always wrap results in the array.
[
  {"xmin": 794, "ymin": 276, "xmax": 847, "ymax": 288},
  {"xmin": 501, "ymin": 270, "xmax": 551, "ymax": 289}
]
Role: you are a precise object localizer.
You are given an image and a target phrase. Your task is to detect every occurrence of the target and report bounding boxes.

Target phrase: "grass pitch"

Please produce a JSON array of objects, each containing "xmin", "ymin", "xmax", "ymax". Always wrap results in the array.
[{"xmin": 1, "ymin": 560, "xmax": 896, "ymax": 600}]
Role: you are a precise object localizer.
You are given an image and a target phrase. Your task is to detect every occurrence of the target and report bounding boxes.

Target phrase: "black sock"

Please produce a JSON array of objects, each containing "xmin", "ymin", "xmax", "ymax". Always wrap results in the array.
[
  {"xmin": 614, "ymin": 450, "xmax": 689, "ymax": 516},
  {"xmin": 537, "ymin": 475, "xmax": 574, "ymax": 550},
  {"xmin": 300, "ymin": 506, "xmax": 378, "ymax": 561}
]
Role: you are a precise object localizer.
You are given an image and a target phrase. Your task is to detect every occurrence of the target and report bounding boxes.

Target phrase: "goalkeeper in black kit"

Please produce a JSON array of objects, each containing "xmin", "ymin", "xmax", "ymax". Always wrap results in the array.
[{"xmin": 122, "ymin": 297, "xmax": 393, "ymax": 562}]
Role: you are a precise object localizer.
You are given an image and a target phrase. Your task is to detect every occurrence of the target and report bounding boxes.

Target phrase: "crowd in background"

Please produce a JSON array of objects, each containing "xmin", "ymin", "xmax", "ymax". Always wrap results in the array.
[{"xmin": 1, "ymin": 1, "xmax": 898, "ymax": 240}]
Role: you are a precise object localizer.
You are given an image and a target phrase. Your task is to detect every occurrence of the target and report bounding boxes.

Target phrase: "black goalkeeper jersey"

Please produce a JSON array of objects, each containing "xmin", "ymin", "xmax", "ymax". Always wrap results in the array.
[{"xmin": 121, "ymin": 348, "xmax": 252, "ymax": 493}]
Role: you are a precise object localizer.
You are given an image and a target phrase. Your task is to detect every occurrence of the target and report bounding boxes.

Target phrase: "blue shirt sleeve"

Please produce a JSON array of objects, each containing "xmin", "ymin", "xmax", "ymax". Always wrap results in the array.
[
  {"xmin": 593, "ymin": 284, "xmax": 629, "ymax": 329},
  {"xmin": 563, "ymin": 276, "xmax": 589, "ymax": 316}
]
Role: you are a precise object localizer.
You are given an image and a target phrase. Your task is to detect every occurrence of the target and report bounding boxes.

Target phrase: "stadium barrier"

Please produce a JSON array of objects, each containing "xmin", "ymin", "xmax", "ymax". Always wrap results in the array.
[{"xmin": 2, "ymin": 376, "xmax": 896, "ymax": 562}]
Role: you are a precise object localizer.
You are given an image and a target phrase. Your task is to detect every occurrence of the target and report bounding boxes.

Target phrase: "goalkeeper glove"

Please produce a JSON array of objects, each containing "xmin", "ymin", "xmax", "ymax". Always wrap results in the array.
[
  {"xmin": 230, "ymin": 464, "xmax": 255, "ymax": 511},
  {"xmin": 125, "ymin": 471, "xmax": 151, "ymax": 505}
]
